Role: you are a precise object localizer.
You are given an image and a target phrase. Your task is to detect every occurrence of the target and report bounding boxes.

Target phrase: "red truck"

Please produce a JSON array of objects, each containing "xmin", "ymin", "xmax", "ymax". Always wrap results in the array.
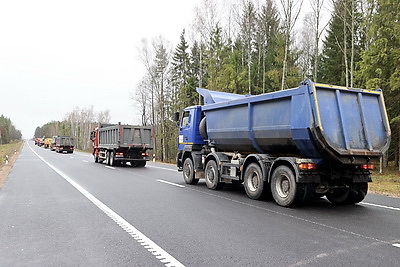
[{"xmin": 90, "ymin": 123, "xmax": 153, "ymax": 167}]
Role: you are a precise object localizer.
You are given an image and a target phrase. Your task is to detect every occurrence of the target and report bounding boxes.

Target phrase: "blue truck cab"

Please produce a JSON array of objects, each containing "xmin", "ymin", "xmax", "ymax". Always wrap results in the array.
[{"xmin": 177, "ymin": 105, "xmax": 206, "ymax": 152}]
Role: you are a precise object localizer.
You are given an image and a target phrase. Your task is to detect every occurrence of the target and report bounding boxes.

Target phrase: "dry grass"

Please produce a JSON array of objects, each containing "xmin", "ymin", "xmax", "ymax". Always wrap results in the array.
[
  {"xmin": 0, "ymin": 141, "xmax": 24, "ymax": 188},
  {"xmin": 370, "ymin": 167, "xmax": 400, "ymax": 197}
]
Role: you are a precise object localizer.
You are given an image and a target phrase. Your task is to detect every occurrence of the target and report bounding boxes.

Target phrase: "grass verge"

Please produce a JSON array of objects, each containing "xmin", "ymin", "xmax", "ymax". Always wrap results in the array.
[
  {"xmin": 0, "ymin": 141, "xmax": 24, "ymax": 188},
  {"xmin": 370, "ymin": 167, "xmax": 400, "ymax": 198}
]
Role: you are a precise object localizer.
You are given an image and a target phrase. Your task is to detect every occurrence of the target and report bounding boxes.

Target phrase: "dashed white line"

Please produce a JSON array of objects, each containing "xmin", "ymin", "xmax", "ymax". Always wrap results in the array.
[
  {"xmin": 28, "ymin": 143, "xmax": 185, "ymax": 267},
  {"xmin": 157, "ymin": 179, "xmax": 185, "ymax": 188},
  {"xmin": 393, "ymin": 243, "xmax": 400, "ymax": 248},
  {"xmin": 147, "ymin": 165, "xmax": 176, "ymax": 172},
  {"xmin": 105, "ymin": 166, "xmax": 116, "ymax": 170},
  {"xmin": 82, "ymin": 160, "xmax": 89, "ymax": 163},
  {"xmin": 360, "ymin": 202, "xmax": 400, "ymax": 211}
]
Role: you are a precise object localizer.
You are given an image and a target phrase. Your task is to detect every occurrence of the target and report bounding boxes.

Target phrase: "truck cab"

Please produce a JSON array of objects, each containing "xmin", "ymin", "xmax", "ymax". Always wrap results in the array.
[{"xmin": 177, "ymin": 106, "xmax": 206, "ymax": 151}]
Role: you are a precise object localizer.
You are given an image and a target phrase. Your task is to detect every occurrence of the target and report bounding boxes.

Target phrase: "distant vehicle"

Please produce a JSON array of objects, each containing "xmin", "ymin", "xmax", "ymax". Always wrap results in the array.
[
  {"xmin": 53, "ymin": 136, "xmax": 75, "ymax": 153},
  {"xmin": 50, "ymin": 136, "xmax": 58, "ymax": 151},
  {"xmin": 38, "ymin": 137, "xmax": 46, "ymax": 147},
  {"xmin": 175, "ymin": 80, "xmax": 391, "ymax": 207},
  {"xmin": 90, "ymin": 123, "xmax": 153, "ymax": 167},
  {"xmin": 43, "ymin": 138, "xmax": 52, "ymax": 149},
  {"xmin": 34, "ymin": 138, "xmax": 42, "ymax": 145}
]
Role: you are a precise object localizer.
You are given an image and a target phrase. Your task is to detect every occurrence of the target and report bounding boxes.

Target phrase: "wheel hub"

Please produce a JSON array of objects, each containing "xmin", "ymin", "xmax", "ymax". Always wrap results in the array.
[{"xmin": 276, "ymin": 175, "xmax": 290, "ymax": 198}]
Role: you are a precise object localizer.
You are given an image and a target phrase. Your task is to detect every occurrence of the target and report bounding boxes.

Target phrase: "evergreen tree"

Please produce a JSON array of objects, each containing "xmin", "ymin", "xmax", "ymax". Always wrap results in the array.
[
  {"xmin": 205, "ymin": 24, "xmax": 226, "ymax": 91},
  {"xmin": 319, "ymin": 0, "xmax": 363, "ymax": 86},
  {"xmin": 357, "ymin": 0, "xmax": 400, "ymax": 167}
]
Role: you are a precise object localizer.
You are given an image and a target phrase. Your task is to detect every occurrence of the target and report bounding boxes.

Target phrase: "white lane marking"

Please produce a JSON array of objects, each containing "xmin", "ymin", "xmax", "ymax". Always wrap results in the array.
[
  {"xmin": 185, "ymin": 186, "xmax": 393, "ymax": 246},
  {"xmin": 70, "ymin": 156, "xmax": 74, "ymax": 159},
  {"xmin": 393, "ymin": 243, "xmax": 400, "ymax": 248},
  {"xmin": 105, "ymin": 166, "xmax": 116, "ymax": 170},
  {"xmin": 147, "ymin": 165, "xmax": 176, "ymax": 172},
  {"xmin": 157, "ymin": 180, "xmax": 185, "ymax": 188},
  {"xmin": 82, "ymin": 160, "xmax": 89, "ymax": 163},
  {"xmin": 360, "ymin": 202, "xmax": 400, "ymax": 211},
  {"xmin": 28, "ymin": 143, "xmax": 185, "ymax": 267}
]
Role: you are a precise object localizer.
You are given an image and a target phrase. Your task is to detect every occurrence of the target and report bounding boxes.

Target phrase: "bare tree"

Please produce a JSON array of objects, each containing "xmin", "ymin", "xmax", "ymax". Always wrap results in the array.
[
  {"xmin": 278, "ymin": 0, "xmax": 304, "ymax": 90},
  {"xmin": 310, "ymin": 0, "xmax": 326, "ymax": 82}
]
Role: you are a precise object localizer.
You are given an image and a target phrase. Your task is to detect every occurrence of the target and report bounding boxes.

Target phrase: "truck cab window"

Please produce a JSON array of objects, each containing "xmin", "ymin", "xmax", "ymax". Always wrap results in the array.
[{"xmin": 181, "ymin": 111, "xmax": 190, "ymax": 128}]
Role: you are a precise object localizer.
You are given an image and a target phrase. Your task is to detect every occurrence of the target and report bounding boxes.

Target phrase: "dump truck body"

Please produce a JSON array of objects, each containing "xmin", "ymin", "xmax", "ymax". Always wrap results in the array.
[{"xmin": 200, "ymin": 81, "xmax": 390, "ymax": 164}]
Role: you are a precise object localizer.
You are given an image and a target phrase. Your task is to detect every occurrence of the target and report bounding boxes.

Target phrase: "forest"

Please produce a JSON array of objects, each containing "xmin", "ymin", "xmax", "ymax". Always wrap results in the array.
[
  {"xmin": 36, "ymin": 0, "xmax": 399, "ymax": 171},
  {"xmin": 0, "ymin": 115, "xmax": 21, "ymax": 144},
  {"xmin": 134, "ymin": 0, "xmax": 399, "ymax": 169}
]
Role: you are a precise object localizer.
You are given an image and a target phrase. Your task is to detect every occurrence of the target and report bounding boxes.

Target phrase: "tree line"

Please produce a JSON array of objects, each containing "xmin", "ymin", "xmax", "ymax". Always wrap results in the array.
[
  {"xmin": 34, "ymin": 107, "xmax": 110, "ymax": 151},
  {"xmin": 0, "ymin": 115, "xmax": 22, "ymax": 144},
  {"xmin": 134, "ymin": 0, "xmax": 400, "ymax": 168}
]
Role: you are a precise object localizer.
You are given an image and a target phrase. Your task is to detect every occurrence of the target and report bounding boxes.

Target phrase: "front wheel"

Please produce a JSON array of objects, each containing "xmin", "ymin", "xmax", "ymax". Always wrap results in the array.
[
  {"xmin": 244, "ymin": 163, "xmax": 266, "ymax": 199},
  {"xmin": 183, "ymin": 158, "xmax": 198, "ymax": 185},
  {"xmin": 271, "ymin": 165, "xmax": 305, "ymax": 207},
  {"xmin": 205, "ymin": 160, "xmax": 223, "ymax": 190}
]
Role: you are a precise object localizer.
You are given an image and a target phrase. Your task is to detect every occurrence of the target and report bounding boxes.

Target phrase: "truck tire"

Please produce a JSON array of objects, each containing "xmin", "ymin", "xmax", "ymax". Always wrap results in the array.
[
  {"xmin": 106, "ymin": 152, "xmax": 110, "ymax": 166},
  {"xmin": 135, "ymin": 161, "xmax": 146, "ymax": 167},
  {"xmin": 326, "ymin": 188, "xmax": 350, "ymax": 205},
  {"xmin": 346, "ymin": 182, "xmax": 368, "ymax": 204},
  {"xmin": 271, "ymin": 165, "xmax": 305, "ymax": 207},
  {"xmin": 183, "ymin": 158, "xmax": 199, "ymax": 185},
  {"xmin": 244, "ymin": 163, "xmax": 266, "ymax": 199},
  {"xmin": 205, "ymin": 160, "xmax": 223, "ymax": 190},
  {"xmin": 109, "ymin": 152, "xmax": 116, "ymax": 166},
  {"xmin": 327, "ymin": 182, "xmax": 368, "ymax": 205}
]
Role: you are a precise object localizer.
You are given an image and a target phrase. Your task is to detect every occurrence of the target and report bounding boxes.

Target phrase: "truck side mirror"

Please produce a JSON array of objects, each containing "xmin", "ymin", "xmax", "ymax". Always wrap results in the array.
[{"xmin": 174, "ymin": 112, "xmax": 180, "ymax": 122}]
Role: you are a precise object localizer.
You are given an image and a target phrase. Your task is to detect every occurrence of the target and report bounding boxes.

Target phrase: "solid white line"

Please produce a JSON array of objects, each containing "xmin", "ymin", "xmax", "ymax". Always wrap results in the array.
[
  {"xmin": 360, "ymin": 202, "xmax": 400, "ymax": 211},
  {"xmin": 157, "ymin": 179, "xmax": 185, "ymax": 188},
  {"xmin": 28, "ymin": 143, "xmax": 185, "ymax": 267},
  {"xmin": 393, "ymin": 243, "xmax": 400, "ymax": 248},
  {"xmin": 105, "ymin": 166, "xmax": 116, "ymax": 170}
]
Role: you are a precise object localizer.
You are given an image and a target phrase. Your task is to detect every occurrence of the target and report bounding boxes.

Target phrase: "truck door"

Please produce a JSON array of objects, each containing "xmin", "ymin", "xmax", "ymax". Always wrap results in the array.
[{"xmin": 178, "ymin": 110, "xmax": 191, "ymax": 151}]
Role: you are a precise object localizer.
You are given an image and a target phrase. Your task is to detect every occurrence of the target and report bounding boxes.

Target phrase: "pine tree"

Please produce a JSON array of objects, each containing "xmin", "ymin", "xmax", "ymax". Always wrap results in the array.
[
  {"xmin": 171, "ymin": 30, "xmax": 193, "ymax": 110},
  {"xmin": 357, "ymin": 0, "xmax": 400, "ymax": 168},
  {"xmin": 319, "ymin": 0, "xmax": 363, "ymax": 86}
]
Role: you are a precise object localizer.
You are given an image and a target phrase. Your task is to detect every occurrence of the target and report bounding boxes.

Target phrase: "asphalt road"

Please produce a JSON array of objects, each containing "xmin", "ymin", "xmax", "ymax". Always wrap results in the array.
[{"xmin": 0, "ymin": 141, "xmax": 399, "ymax": 266}]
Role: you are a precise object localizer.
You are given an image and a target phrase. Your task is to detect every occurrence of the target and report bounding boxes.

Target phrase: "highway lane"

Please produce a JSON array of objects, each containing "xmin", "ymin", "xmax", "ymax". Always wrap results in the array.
[{"xmin": 0, "ymin": 141, "xmax": 399, "ymax": 266}]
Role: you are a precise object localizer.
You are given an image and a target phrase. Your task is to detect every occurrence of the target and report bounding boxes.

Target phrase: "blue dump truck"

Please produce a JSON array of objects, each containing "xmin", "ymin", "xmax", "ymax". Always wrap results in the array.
[{"xmin": 175, "ymin": 80, "xmax": 391, "ymax": 207}]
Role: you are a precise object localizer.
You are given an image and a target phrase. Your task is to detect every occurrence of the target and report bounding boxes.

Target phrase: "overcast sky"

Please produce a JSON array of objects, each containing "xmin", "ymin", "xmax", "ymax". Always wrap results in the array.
[{"xmin": 0, "ymin": 0, "xmax": 201, "ymax": 138}]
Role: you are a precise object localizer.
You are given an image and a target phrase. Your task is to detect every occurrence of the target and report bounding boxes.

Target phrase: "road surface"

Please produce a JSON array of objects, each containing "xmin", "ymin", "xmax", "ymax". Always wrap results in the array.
[{"xmin": 0, "ymin": 141, "xmax": 399, "ymax": 266}]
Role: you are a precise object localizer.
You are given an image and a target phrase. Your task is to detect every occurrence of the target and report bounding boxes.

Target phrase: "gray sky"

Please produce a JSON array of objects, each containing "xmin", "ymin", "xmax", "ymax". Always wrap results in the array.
[{"xmin": 0, "ymin": 0, "xmax": 200, "ymax": 138}]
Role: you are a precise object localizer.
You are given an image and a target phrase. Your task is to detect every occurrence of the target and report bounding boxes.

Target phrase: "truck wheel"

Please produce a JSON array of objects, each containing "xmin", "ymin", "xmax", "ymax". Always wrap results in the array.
[
  {"xmin": 135, "ymin": 161, "xmax": 146, "ymax": 167},
  {"xmin": 205, "ymin": 160, "xmax": 223, "ymax": 190},
  {"xmin": 346, "ymin": 183, "xmax": 368, "ymax": 204},
  {"xmin": 271, "ymin": 165, "xmax": 305, "ymax": 207},
  {"xmin": 326, "ymin": 188, "xmax": 350, "ymax": 205},
  {"xmin": 109, "ymin": 152, "xmax": 116, "ymax": 166},
  {"xmin": 106, "ymin": 152, "xmax": 110, "ymax": 165},
  {"xmin": 183, "ymin": 158, "xmax": 198, "ymax": 185},
  {"xmin": 244, "ymin": 163, "xmax": 266, "ymax": 199}
]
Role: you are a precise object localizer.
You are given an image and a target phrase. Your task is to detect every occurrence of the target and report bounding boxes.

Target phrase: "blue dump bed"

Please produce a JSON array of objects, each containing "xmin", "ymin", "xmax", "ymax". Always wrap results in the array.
[{"xmin": 199, "ymin": 80, "xmax": 391, "ymax": 164}]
